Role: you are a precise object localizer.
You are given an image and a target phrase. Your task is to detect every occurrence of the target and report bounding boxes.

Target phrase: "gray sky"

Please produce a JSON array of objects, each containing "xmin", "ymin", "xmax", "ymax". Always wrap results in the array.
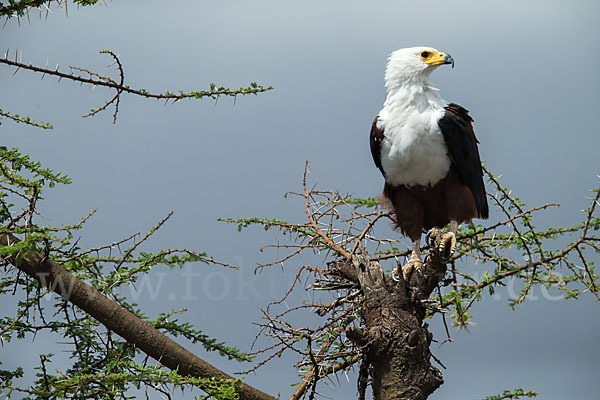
[{"xmin": 2, "ymin": 0, "xmax": 600, "ymax": 399}]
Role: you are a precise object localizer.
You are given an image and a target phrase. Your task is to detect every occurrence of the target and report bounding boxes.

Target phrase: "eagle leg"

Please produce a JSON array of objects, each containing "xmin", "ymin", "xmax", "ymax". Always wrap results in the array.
[
  {"xmin": 392, "ymin": 240, "xmax": 423, "ymax": 285},
  {"xmin": 427, "ymin": 221, "xmax": 458, "ymax": 263}
]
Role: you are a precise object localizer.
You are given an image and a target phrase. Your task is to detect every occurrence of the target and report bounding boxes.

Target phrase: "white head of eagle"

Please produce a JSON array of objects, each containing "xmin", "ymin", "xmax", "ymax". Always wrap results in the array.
[
  {"xmin": 369, "ymin": 46, "xmax": 488, "ymax": 263},
  {"xmin": 385, "ymin": 46, "xmax": 454, "ymax": 89}
]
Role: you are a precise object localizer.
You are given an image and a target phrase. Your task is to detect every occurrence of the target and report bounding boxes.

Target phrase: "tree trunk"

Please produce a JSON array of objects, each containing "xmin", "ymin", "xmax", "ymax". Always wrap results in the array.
[{"xmin": 334, "ymin": 254, "xmax": 447, "ymax": 399}]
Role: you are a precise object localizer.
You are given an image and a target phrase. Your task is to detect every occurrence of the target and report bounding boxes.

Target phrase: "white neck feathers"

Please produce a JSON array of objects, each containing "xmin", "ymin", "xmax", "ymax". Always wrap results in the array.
[{"xmin": 383, "ymin": 77, "xmax": 445, "ymax": 115}]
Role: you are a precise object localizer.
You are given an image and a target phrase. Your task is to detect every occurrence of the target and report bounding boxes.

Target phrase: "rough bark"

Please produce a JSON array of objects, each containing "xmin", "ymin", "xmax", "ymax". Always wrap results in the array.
[
  {"xmin": 331, "ymin": 251, "xmax": 447, "ymax": 400},
  {"xmin": 0, "ymin": 233, "xmax": 276, "ymax": 400}
]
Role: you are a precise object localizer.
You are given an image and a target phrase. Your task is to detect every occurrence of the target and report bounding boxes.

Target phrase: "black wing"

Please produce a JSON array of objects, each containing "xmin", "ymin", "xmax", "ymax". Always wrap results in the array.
[
  {"xmin": 438, "ymin": 104, "xmax": 489, "ymax": 219},
  {"xmin": 370, "ymin": 116, "xmax": 386, "ymax": 177}
]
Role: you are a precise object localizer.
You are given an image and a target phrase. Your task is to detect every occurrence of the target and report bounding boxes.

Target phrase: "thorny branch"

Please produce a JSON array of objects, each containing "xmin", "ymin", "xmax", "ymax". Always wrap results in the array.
[
  {"xmin": 0, "ymin": 0, "xmax": 82, "ymax": 20},
  {"xmin": 0, "ymin": 49, "xmax": 273, "ymax": 123},
  {"xmin": 0, "ymin": 107, "xmax": 53, "ymax": 129},
  {"xmin": 221, "ymin": 163, "xmax": 599, "ymax": 398}
]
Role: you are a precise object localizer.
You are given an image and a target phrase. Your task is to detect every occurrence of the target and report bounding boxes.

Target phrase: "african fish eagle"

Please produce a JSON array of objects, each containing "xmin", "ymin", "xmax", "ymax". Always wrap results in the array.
[{"xmin": 370, "ymin": 46, "xmax": 488, "ymax": 272}]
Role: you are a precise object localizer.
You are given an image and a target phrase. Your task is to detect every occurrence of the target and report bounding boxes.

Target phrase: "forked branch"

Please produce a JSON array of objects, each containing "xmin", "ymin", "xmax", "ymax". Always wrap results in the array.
[{"xmin": 1, "ymin": 49, "xmax": 272, "ymax": 122}]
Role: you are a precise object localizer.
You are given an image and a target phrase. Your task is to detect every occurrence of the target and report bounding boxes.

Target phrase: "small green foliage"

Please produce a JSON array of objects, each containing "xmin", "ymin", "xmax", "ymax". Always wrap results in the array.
[
  {"xmin": 475, "ymin": 388, "xmax": 537, "ymax": 400},
  {"xmin": 564, "ymin": 288, "xmax": 581, "ymax": 300},
  {"xmin": 219, "ymin": 216, "xmax": 291, "ymax": 232},
  {"xmin": 0, "ymin": 146, "xmax": 70, "ymax": 189},
  {"xmin": 151, "ymin": 310, "xmax": 253, "ymax": 362},
  {"xmin": 449, "ymin": 300, "xmax": 475, "ymax": 331},
  {"xmin": 0, "ymin": 1, "xmax": 99, "ymax": 18},
  {"xmin": 179, "ymin": 82, "xmax": 273, "ymax": 101},
  {"xmin": 17, "ymin": 360, "xmax": 241, "ymax": 399},
  {"xmin": 374, "ymin": 246, "xmax": 408, "ymax": 256},
  {"xmin": 219, "ymin": 216, "xmax": 316, "ymax": 238},
  {"xmin": 0, "ymin": 108, "xmax": 54, "ymax": 129},
  {"xmin": 336, "ymin": 196, "xmax": 380, "ymax": 209},
  {"xmin": 0, "ymin": 361, "xmax": 24, "ymax": 386}
]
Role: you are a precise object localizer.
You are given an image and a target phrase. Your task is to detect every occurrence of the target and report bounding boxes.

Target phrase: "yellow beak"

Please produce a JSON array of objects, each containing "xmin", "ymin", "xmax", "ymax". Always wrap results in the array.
[{"xmin": 426, "ymin": 52, "xmax": 455, "ymax": 68}]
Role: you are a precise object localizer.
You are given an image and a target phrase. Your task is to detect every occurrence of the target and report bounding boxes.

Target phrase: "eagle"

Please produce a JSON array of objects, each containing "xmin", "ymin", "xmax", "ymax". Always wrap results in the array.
[{"xmin": 370, "ymin": 47, "xmax": 488, "ymax": 275}]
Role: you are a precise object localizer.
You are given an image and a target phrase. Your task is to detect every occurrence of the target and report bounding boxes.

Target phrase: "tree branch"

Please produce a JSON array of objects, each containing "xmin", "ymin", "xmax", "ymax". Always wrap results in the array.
[
  {"xmin": 0, "ymin": 49, "xmax": 272, "ymax": 121},
  {"xmin": 0, "ymin": 233, "xmax": 276, "ymax": 400}
]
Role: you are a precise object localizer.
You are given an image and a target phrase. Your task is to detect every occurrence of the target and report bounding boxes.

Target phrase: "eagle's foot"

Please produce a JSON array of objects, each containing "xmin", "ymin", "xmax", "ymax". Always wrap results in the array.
[
  {"xmin": 427, "ymin": 228, "xmax": 456, "ymax": 263},
  {"xmin": 401, "ymin": 255, "xmax": 423, "ymax": 286},
  {"xmin": 426, "ymin": 228, "xmax": 441, "ymax": 249},
  {"xmin": 438, "ymin": 231, "xmax": 456, "ymax": 263}
]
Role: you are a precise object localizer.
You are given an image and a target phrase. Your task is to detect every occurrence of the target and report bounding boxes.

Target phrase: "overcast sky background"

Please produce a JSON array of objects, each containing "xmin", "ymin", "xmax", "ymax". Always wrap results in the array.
[{"xmin": 2, "ymin": 0, "xmax": 599, "ymax": 399}]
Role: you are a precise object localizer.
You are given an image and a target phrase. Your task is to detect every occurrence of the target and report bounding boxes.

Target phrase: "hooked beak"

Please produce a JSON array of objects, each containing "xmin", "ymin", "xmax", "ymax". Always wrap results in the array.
[
  {"xmin": 426, "ymin": 52, "xmax": 455, "ymax": 69},
  {"xmin": 443, "ymin": 53, "xmax": 455, "ymax": 69}
]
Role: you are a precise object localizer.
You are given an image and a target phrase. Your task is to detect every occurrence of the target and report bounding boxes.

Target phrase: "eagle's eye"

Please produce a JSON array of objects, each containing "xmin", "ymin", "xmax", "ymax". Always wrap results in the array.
[{"xmin": 420, "ymin": 51, "xmax": 430, "ymax": 59}]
